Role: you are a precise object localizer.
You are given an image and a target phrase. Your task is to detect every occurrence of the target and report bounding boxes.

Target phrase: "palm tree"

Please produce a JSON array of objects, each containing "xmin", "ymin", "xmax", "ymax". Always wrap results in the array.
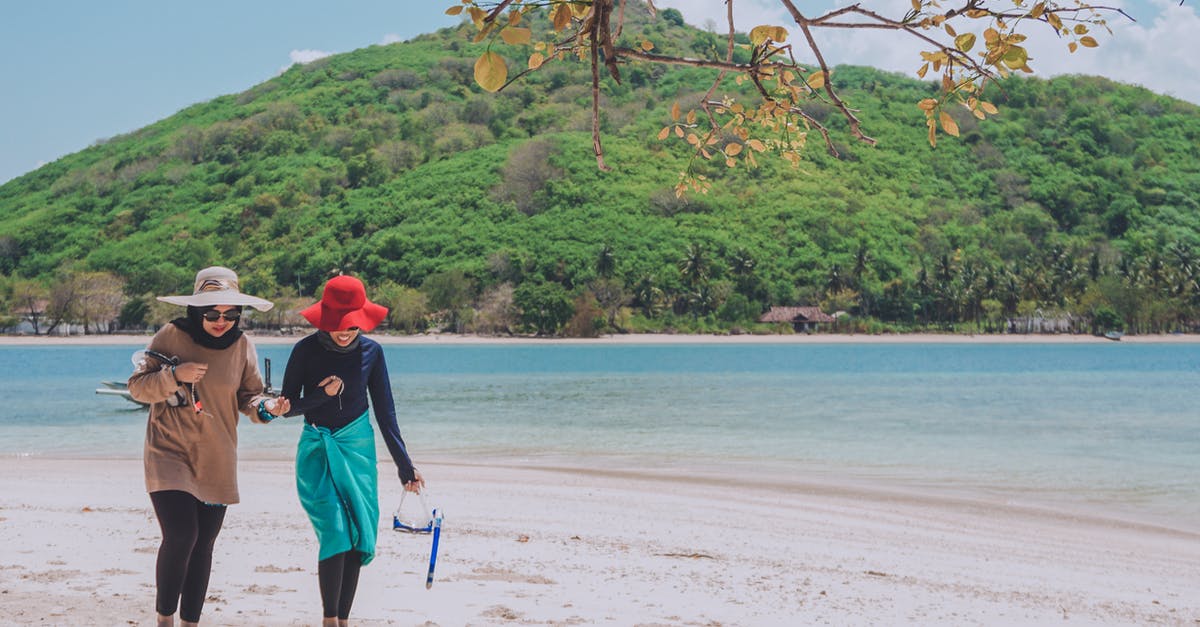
[
  {"xmin": 632, "ymin": 274, "xmax": 663, "ymax": 316},
  {"xmin": 596, "ymin": 244, "xmax": 616, "ymax": 278},
  {"xmin": 678, "ymin": 243, "xmax": 710, "ymax": 287}
]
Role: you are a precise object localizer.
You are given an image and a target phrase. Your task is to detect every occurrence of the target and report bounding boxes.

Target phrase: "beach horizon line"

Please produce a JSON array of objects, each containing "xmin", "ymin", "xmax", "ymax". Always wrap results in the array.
[{"xmin": 2, "ymin": 330, "xmax": 1198, "ymax": 346}]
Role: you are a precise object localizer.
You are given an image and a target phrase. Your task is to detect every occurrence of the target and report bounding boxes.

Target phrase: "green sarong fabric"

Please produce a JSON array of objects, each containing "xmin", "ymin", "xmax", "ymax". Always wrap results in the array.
[{"xmin": 296, "ymin": 411, "xmax": 378, "ymax": 565}]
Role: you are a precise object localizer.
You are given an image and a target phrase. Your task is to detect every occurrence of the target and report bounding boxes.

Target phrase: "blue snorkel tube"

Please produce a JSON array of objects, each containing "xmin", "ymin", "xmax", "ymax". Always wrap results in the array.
[{"xmin": 426, "ymin": 507, "xmax": 442, "ymax": 589}]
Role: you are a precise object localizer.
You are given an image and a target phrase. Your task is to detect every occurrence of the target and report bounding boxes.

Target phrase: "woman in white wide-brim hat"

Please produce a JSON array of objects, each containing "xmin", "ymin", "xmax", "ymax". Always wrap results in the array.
[{"xmin": 128, "ymin": 266, "xmax": 287, "ymax": 627}]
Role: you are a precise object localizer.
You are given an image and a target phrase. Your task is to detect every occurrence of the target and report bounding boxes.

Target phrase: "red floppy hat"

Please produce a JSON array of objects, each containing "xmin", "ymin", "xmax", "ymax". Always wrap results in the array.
[{"xmin": 300, "ymin": 275, "xmax": 389, "ymax": 332}]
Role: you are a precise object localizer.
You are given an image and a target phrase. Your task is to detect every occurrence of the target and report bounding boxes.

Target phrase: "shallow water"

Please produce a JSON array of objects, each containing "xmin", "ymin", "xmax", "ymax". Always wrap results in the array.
[{"xmin": 1, "ymin": 341, "xmax": 1197, "ymax": 527}]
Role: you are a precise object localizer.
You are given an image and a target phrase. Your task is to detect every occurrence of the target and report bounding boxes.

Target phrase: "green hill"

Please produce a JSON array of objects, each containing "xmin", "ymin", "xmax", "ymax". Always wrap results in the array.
[{"xmin": 2, "ymin": 9, "xmax": 1199, "ymax": 335}]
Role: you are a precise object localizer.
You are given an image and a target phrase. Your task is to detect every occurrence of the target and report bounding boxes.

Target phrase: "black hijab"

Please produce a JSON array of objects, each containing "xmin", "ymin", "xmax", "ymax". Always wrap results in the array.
[{"xmin": 171, "ymin": 306, "xmax": 243, "ymax": 350}]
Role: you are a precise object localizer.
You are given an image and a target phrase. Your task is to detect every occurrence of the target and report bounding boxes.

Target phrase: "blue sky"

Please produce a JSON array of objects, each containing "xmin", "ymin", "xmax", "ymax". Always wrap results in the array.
[{"xmin": 2, "ymin": 0, "xmax": 1197, "ymax": 185}]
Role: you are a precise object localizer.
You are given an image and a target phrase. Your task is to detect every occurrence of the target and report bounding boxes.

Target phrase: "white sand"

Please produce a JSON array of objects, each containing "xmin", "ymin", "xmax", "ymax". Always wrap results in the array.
[{"xmin": 1, "ymin": 457, "xmax": 1197, "ymax": 626}]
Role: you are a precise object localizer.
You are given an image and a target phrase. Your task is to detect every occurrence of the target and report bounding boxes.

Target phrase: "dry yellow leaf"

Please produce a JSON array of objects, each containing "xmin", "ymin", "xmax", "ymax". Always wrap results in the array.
[
  {"xmin": 749, "ymin": 25, "xmax": 788, "ymax": 46},
  {"xmin": 501, "ymin": 27, "xmax": 532, "ymax": 45},
  {"xmin": 939, "ymin": 111, "xmax": 960, "ymax": 137},
  {"xmin": 955, "ymin": 33, "xmax": 976, "ymax": 53},
  {"xmin": 468, "ymin": 7, "xmax": 486, "ymax": 27},
  {"xmin": 552, "ymin": 3, "xmax": 572, "ymax": 30},
  {"xmin": 474, "ymin": 52, "xmax": 508, "ymax": 92}
]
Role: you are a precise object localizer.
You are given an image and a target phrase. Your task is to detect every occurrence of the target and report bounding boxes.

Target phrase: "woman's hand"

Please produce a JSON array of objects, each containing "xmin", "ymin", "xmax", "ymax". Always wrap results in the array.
[
  {"xmin": 317, "ymin": 375, "xmax": 344, "ymax": 397},
  {"xmin": 173, "ymin": 362, "xmax": 208, "ymax": 384},
  {"xmin": 266, "ymin": 396, "xmax": 291, "ymax": 416},
  {"xmin": 404, "ymin": 468, "xmax": 426, "ymax": 494}
]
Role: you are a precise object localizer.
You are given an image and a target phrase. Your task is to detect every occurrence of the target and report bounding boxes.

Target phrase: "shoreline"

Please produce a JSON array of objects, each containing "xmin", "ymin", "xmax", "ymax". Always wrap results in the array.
[
  {"xmin": 2, "ymin": 457, "xmax": 1197, "ymax": 625},
  {"xmin": 2, "ymin": 331, "xmax": 1199, "ymax": 346},
  {"xmin": 10, "ymin": 451, "xmax": 1200, "ymax": 538}
]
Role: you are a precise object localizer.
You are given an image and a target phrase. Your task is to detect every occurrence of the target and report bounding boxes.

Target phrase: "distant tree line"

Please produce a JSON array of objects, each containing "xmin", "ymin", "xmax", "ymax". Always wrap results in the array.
[{"xmin": 3, "ymin": 234, "xmax": 1196, "ymax": 336}]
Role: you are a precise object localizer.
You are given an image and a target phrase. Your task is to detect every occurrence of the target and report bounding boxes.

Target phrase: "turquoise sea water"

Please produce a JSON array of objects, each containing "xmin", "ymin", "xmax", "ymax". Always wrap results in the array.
[{"xmin": 1, "ymin": 342, "xmax": 1197, "ymax": 529}]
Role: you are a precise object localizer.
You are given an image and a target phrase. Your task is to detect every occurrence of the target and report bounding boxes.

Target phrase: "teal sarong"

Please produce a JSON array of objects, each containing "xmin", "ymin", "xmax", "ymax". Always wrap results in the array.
[{"xmin": 296, "ymin": 411, "xmax": 378, "ymax": 565}]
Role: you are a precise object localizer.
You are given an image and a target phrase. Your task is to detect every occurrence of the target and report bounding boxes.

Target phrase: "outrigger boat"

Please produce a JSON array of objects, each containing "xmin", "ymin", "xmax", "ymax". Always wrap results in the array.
[
  {"xmin": 95, "ymin": 381, "xmax": 147, "ymax": 407},
  {"xmin": 98, "ymin": 357, "xmax": 276, "ymax": 408}
]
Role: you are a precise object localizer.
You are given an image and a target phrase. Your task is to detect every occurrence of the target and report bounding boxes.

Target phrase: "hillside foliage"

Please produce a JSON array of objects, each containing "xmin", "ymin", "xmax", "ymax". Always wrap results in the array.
[{"xmin": 1, "ymin": 10, "xmax": 1198, "ymax": 336}]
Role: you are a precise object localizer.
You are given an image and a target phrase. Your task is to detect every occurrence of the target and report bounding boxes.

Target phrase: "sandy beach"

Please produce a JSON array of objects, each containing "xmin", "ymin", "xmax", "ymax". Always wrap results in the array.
[{"xmin": 2, "ymin": 457, "xmax": 1198, "ymax": 626}]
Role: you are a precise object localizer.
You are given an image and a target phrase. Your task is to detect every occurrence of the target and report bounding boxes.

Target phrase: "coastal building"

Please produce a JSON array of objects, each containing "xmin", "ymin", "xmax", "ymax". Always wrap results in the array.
[
  {"xmin": 758, "ymin": 306, "xmax": 835, "ymax": 332},
  {"xmin": 1006, "ymin": 309, "xmax": 1081, "ymax": 334}
]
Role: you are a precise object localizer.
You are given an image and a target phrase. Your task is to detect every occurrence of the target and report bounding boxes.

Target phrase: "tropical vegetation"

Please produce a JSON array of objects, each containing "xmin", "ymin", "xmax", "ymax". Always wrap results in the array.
[{"xmin": 1, "ymin": 7, "xmax": 1198, "ymax": 336}]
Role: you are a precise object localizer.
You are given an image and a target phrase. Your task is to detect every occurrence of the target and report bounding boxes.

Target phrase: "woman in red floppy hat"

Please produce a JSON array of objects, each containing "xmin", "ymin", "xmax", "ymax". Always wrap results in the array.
[{"xmin": 272, "ymin": 275, "xmax": 425, "ymax": 627}]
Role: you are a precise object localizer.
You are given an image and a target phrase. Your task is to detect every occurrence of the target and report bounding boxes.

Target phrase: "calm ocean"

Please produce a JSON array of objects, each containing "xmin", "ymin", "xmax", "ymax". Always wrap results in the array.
[{"xmin": 1, "ymin": 341, "xmax": 1197, "ymax": 529}]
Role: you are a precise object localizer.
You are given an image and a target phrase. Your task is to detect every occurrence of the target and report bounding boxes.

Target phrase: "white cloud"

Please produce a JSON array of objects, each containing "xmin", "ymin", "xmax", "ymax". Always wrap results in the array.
[
  {"xmin": 658, "ymin": 0, "xmax": 1200, "ymax": 104},
  {"xmin": 279, "ymin": 49, "xmax": 333, "ymax": 74},
  {"xmin": 1028, "ymin": 0, "xmax": 1200, "ymax": 103},
  {"xmin": 289, "ymin": 49, "xmax": 333, "ymax": 65},
  {"xmin": 654, "ymin": 0, "xmax": 789, "ymax": 31},
  {"xmin": 381, "ymin": 33, "xmax": 403, "ymax": 45}
]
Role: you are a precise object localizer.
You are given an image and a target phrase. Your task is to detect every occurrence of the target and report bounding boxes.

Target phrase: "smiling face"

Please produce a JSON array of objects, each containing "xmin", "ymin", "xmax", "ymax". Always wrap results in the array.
[
  {"xmin": 202, "ymin": 305, "xmax": 240, "ymax": 337},
  {"xmin": 330, "ymin": 327, "xmax": 360, "ymax": 347}
]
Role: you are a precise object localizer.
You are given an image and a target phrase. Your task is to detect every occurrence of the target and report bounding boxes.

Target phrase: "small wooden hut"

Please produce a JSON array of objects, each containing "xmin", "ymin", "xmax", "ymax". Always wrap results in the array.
[{"xmin": 758, "ymin": 306, "xmax": 835, "ymax": 332}]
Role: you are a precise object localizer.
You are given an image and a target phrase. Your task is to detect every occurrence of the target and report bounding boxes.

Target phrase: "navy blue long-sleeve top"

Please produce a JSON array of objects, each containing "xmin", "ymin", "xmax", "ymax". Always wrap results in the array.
[{"xmin": 281, "ymin": 333, "xmax": 416, "ymax": 483}]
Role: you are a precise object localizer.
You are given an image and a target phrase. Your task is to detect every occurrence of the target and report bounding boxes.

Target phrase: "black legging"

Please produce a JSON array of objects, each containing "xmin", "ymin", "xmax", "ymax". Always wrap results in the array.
[
  {"xmin": 318, "ymin": 550, "xmax": 363, "ymax": 619},
  {"xmin": 149, "ymin": 490, "xmax": 227, "ymax": 622}
]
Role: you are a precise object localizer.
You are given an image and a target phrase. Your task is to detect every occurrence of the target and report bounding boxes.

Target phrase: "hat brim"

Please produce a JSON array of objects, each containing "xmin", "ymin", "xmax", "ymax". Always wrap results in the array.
[
  {"xmin": 158, "ymin": 290, "xmax": 274, "ymax": 311},
  {"xmin": 300, "ymin": 300, "xmax": 388, "ymax": 332}
]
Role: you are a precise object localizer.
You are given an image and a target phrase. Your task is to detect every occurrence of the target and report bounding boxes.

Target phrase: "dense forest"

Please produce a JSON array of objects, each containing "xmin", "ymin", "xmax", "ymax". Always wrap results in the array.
[{"xmin": 1, "ymin": 7, "xmax": 1198, "ymax": 336}]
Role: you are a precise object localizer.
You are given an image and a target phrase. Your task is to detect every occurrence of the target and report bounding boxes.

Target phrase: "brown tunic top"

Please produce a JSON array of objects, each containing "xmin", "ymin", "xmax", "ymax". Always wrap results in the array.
[{"xmin": 128, "ymin": 324, "xmax": 270, "ymax": 505}]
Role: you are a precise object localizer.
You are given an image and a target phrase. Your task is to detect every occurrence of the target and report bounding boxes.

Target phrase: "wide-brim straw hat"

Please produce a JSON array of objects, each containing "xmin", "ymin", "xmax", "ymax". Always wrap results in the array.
[
  {"xmin": 157, "ymin": 266, "xmax": 274, "ymax": 311},
  {"xmin": 300, "ymin": 275, "xmax": 388, "ymax": 332}
]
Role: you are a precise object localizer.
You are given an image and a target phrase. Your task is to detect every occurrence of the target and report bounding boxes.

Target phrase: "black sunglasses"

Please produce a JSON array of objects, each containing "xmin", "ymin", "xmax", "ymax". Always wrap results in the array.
[{"xmin": 201, "ymin": 309, "xmax": 242, "ymax": 322}]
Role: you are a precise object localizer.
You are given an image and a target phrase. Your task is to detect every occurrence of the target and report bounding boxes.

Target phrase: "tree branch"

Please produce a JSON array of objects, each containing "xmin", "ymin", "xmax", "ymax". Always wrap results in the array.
[
  {"xmin": 589, "ymin": 9, "xmax": 611, "ymax": 171},
  {"xmin": 778, "ymin": 0, "xmax": 876, "ymax": 146}
]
